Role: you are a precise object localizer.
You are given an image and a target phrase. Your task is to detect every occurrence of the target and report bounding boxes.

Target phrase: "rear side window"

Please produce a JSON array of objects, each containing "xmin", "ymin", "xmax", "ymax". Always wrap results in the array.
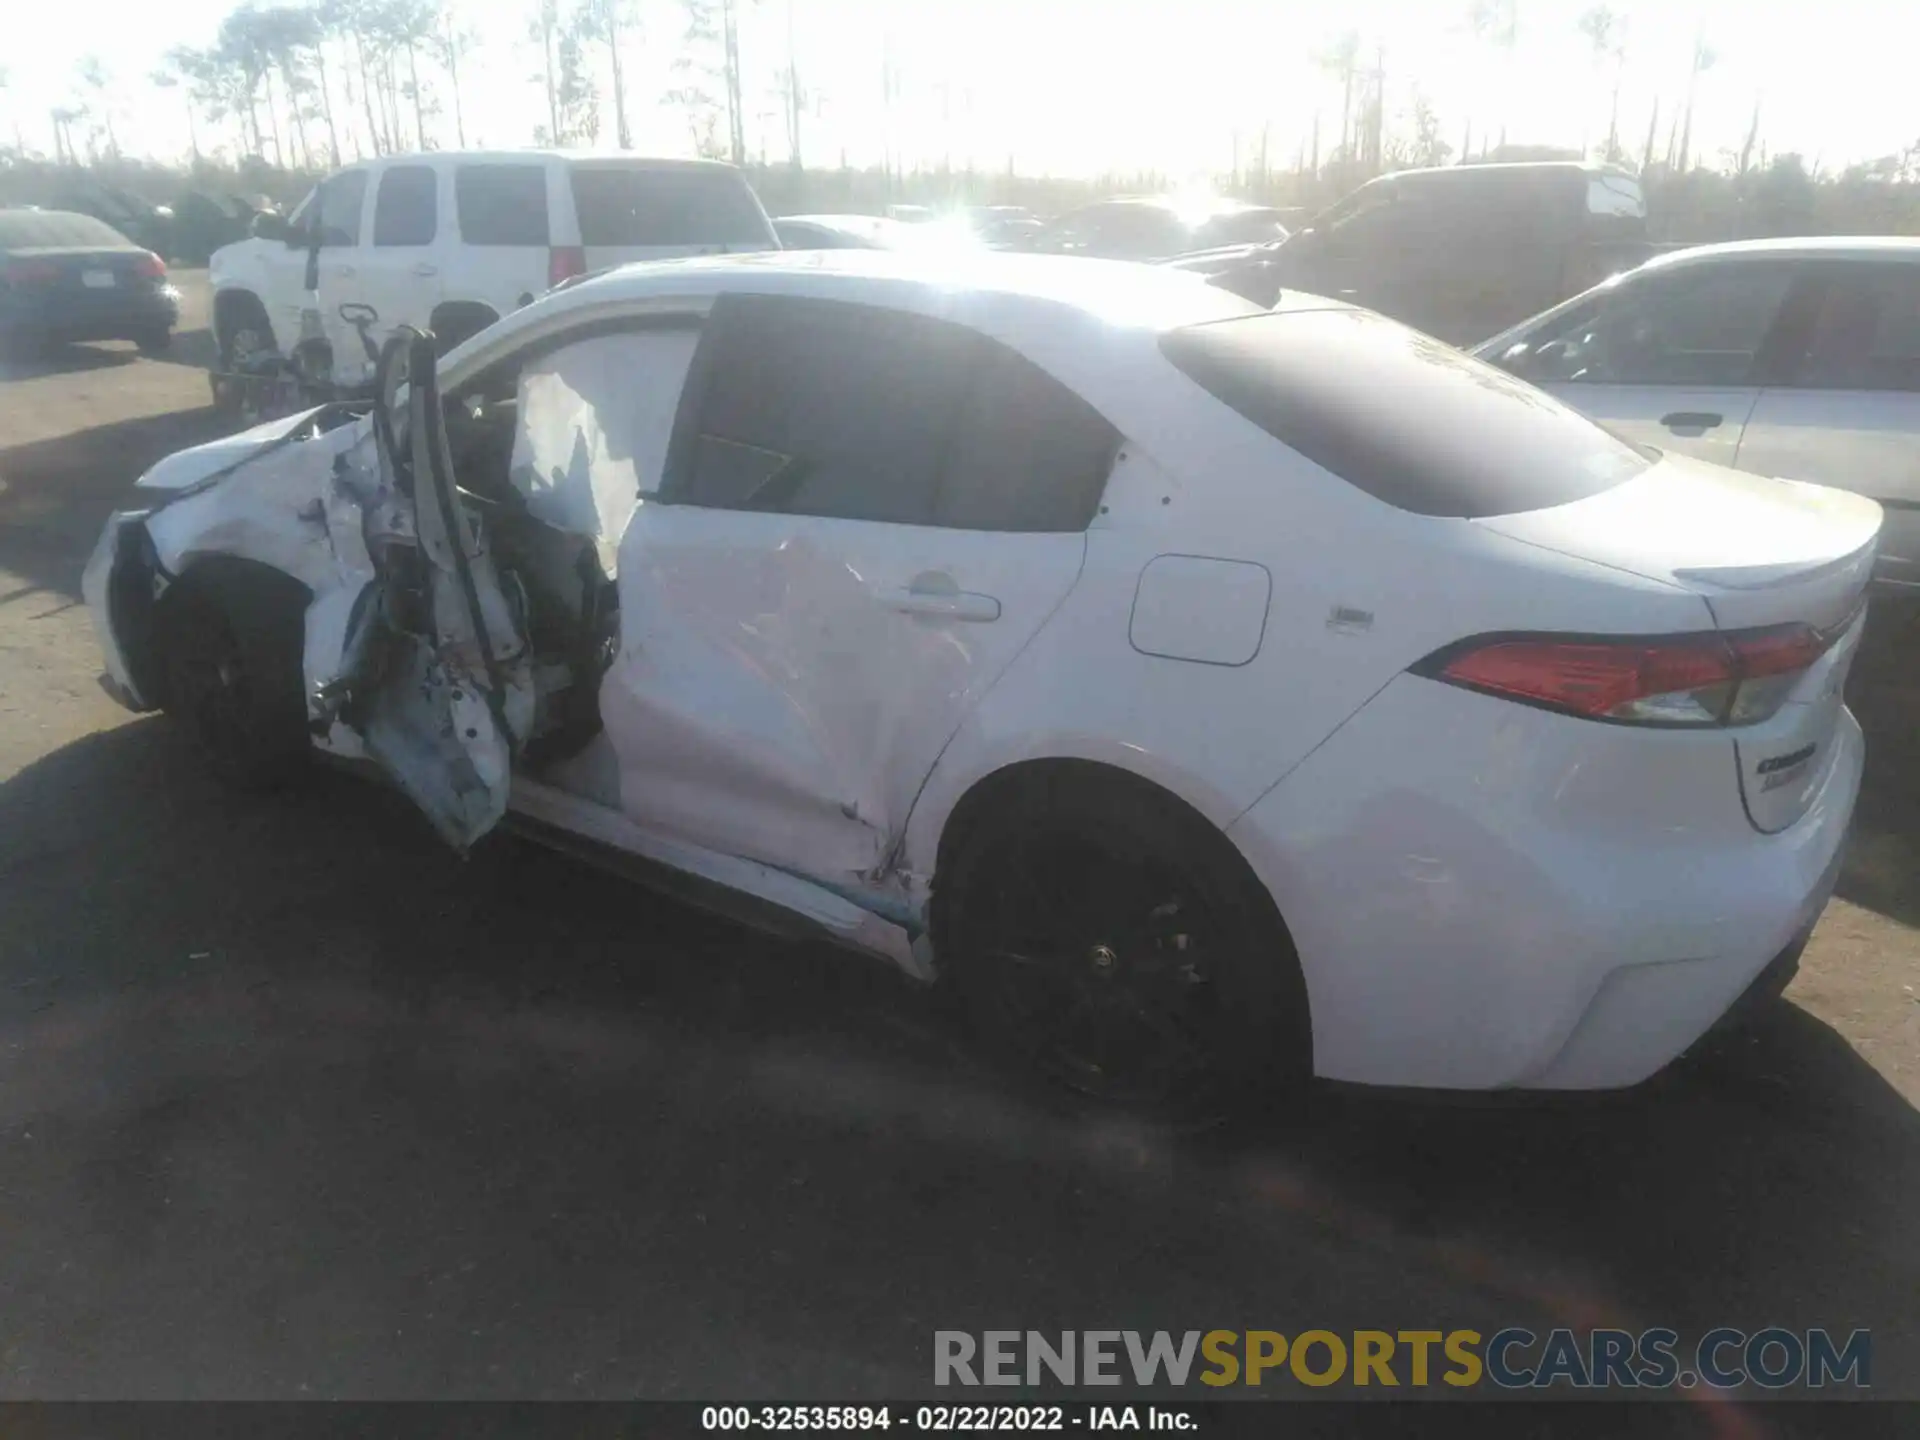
[
  {"xmin": 1162, "ymin": 308, "xmax": 1650, "ymax": 518},
  {"xmin": 939, "ymin": 350, "xmax": 1118, "ymax": 531},
  {"xmin": 569, "ymin": 167, "xmax": 774, "ymax": 247},
  {"xmin": 1791, "ymin": 264, "xmax": 1920, "ymax": 392},
  {"xmin": 456, "ymin": 164, "xmax": 550, "ymax": 246},
  {"xmin": 373, "ymin": 165, "xmax": 437, "ymax": 246},
  {"xmin": 670, "ymin": 295, "xmax": 1115, "ymax": 531},
  {"xmin": 1508, "ymin": 262, "xmax": 1795, "ymax": 387}
]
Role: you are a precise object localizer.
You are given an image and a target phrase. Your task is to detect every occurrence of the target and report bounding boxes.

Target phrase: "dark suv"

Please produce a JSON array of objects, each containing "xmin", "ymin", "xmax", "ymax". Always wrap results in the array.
[{"xmin": 1174, "ymin": 162, "xmax": 1650, "ymax": 346}]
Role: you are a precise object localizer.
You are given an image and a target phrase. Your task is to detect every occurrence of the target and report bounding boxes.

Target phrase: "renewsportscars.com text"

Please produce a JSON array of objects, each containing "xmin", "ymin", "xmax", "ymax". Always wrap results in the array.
[{"xmin": 934, "ymin": 1328, "xmax": 1871, "ymax": 1391}]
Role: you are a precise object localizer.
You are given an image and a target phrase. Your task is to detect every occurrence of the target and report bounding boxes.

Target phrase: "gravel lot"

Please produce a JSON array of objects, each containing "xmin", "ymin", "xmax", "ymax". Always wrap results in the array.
[{"xmin": 1, "ymin": 273, "xmax": 1917, "ymax": 1404}]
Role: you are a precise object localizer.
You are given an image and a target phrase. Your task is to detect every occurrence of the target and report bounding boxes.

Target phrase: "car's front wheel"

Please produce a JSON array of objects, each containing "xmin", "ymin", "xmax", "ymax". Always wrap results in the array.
[
  {"xmin": 135, "ymin": 327, "xmax": 173, "ymax": 356},
  {"xmin": 157, "ymin": 565, "xmax": 312, "ymax": 789},
  {"xmin": 936, "ymin": 766, "xmax": 1312, "ymax": 1113}
]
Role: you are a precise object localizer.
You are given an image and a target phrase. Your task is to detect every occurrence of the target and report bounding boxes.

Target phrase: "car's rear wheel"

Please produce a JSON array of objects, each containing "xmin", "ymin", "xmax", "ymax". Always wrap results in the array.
[
  {"xmin": 936, "ymin": 767, "xmax": 1311, "ymax": 1113},
  {"xmin": 135, "ymin": 326, "xmax": 173, "ymax": 356},
  {"xmin": 158, "ymin": 566, "xmax": 312, "ymax": 789}
]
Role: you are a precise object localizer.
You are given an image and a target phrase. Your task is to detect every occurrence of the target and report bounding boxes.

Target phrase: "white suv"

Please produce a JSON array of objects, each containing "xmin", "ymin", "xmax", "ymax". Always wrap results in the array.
[{"xmin": 208, "ymin": 150, "xmax": 777, "ymax": 387}]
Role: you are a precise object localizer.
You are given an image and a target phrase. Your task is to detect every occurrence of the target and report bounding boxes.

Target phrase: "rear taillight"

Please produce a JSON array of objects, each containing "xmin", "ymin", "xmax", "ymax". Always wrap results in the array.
[
  {"xmin": 135, "ymin": 250, "xmax": 167, "ymax": 279},
  {"xmin": 548, "ymin": 245, "xmax": 586, "ymax": 287},
  {"xmin": 4, "ymin": 258, "xmax": 61, "ymax": 286},
  {"xmin": 1425, "ymin": 618, "xmax": 1852, "ymax": 727}
]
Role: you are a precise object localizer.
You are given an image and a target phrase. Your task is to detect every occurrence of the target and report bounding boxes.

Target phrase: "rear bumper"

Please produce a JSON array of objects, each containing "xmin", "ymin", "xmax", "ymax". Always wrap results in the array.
[
  {"xmin": 1228, "ymin": 673, "xmax": 1862, "ymax": 1091},
  {"xmin": 2, "ymin": 285, "xmax": 179, "ymax": 343}
]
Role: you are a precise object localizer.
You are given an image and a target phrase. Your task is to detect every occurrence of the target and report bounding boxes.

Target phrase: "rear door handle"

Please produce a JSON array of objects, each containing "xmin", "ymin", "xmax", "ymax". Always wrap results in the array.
[
  {"xmin": 879, "ymin": 579, "xmax": 1001, "ymax": 623},
  {"xmin": 1661, "ymin": 411, "xmax": 1722, "ymax": 432},
  {"xmin": 412, "ymin": 262, "xmax": 438, "ymax": 277}
]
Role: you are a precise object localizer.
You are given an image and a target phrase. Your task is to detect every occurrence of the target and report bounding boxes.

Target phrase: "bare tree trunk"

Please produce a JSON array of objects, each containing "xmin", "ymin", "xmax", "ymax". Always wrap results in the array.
[
  {"xmin": 407, "ymin": 42, "xmax": 426, "ymax": 148},
  {"xmin": 783, "ymin": 0, "xmax": 799, "ymax": 168},
  {"xmin": 541, "ymin": 14, "xmax": 560, "ymax": 144},
  {"xmin": 1605, "ymin": 63, "xmax": 1622, "ymax": 159},
  {"xmin": 1339, "ymin": 67, "xmax": 1353, "ymax": 161},
  {"xmin": 243, "ymin": 83, "xmax": 264, "ymax": 159},
  {"xmin": 722, "ymin": 0, "xmax": 745, "ymax": 165},
  {"xmin": 383, "ymin": 52, "xmax": 402, "ymax": 152},
  {"xmin": 608, "ymin": 9, "xmax": 631, "ymax": 149},
  {"xmin": 284, "ymin": 66, "xmax": 311, "ymax": 168},
  {"xmin": 313, "ymin": 44, "xmax": 341, "ymax": 166},
  {"xmin": 443, "ymin": 21, "xmax": 466, "ymax": 147},
  {"xmin": 1639, "ymin": 99, "xmax": 1659, "ymax": 175},
  {"xmin": 263, "ymin": 70, "xmax": 284, "ymax": 165},
  {"xmin": 353, "ymin": 32, "xmax": 382, "ymax": 154}
]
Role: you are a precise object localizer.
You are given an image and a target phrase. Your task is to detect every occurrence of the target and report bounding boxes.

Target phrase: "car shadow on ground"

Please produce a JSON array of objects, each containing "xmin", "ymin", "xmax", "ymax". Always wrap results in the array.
[
  {"xmin": 1838, "ymin": 606, "xmax": 1920, "ymax": 929},
  {"xmin": 0, "ymin": 713, "xmax": 1915, "ymax": 1401},
  {"xmin": 0, "ymin": 328, "xmax": 218, "ymax": 382},
  {"xmin": 0, "ymin": 404, "xmax": 228, "ymax": 604}
]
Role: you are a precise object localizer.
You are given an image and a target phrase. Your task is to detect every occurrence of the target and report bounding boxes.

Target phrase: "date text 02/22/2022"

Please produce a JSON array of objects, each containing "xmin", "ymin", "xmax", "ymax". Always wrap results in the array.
[{"xmin": 700, "ymin": 1405, "xmax": 1194, "ymax": 1431}]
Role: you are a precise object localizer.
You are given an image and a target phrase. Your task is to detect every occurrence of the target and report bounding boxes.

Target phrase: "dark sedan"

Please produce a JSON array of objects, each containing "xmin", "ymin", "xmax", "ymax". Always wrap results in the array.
[{"xmin": 0, "ymin": 208, "xmax": 180, "ymax": 358}]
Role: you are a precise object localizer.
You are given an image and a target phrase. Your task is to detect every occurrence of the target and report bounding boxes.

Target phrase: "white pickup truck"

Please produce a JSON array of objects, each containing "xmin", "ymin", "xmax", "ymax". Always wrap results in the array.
[{"xmin": 208, "ymin": 150, "xmax": 778, "ymax": 390}]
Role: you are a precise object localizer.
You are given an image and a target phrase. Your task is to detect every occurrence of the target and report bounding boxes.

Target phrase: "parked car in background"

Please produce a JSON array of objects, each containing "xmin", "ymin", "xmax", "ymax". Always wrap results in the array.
[
  {"xmin": 960, "ymin": 205, "xmax": 1042, "ymax": 248},
  {"xmin": 171, "ymin": 189, "xmax": 267, "ymax": 266},
  {"xmin": 1180, "ymin": 161, "xmax": 1650, "ymax": 345},
  {"xmin": 51, "ymin": 181, "xmax": 177, "ymax": 261},
  {"xmin": 0, "ymin": 208, "xmax": 180, "ymax": 358},
  {"xmin": 774, "ymin": 213, "xmax": 983, "ymax": 253},
  {"xmin": 86, "ymin": 251, "xmax": 1873, "ymax": 1107},
  {"xmin": 1023, "ymin": 197, "xmax": 1290, "ymax": 261},
  {"xmin": 208, "ymin": 151, "xmax": 777, "ymax": 393},
  {"xmin": 1477, "ymin": 236, "xmax": 1920, "ymax": 589},
  {"xmin": 773, "ymin": 214, "xmax": 907, "ymax": 249}
]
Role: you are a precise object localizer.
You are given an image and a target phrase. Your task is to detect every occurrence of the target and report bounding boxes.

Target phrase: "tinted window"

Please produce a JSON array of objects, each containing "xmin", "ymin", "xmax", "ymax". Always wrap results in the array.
[
  {"xmin": 672, "ymin": 296, "xmax": 1113, "ymax": 531},
  {"xmin": 937, "ymin": 350, "xmax": 1118, "ymax": 531},
  {"xmin": 571, "ymin": 166, "xmax": 774, "ymax": 247},
  {"xmin": 1317, "ymin": 189, "xmax": 1401, "ymax": 252},
  {"xmin": 456, "ymin": 164, "xmax": 550, "ymax": 246},
  {"xmin": 1513, "ymin": 262, "xmax": 1794, "ymax": 386},
  {"xmin": 316, "ymin": 170, "xmax": 368, "ymax": 247},
  {"xmin": 1792, "ymin": 265, "xmax": 1920, "ymax": 392},
  {"xmin": 1162, "ymin": 308, "xmax": 1650, "ymax": 518},
  {"xmin": 0, "ymin": 209, "xmax": 129, "ymax": 248},
  {"xmin": 676, "ymin": 295, "xmax": 979, "ymax": 524},
  {"xmin": 373, "ymin": 165, "xmax": 437, "ymax": 246}
]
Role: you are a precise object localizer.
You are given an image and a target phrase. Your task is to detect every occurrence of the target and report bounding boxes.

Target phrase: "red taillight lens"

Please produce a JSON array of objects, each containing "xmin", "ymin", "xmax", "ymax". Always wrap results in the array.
[
  {"xmin": 135, "ymin": 250, "xmax": 167, "ymax": 279},
  {"xmin": 4, "ymin": 258, "xmax": 61, "ymax": 286},
  {"xmin": 548, "ymin": 245, "xmax": 587, "ymax": 287},
  {"xmin": 1439, "ymin": 637, "xmax": 1736, "ymax": 723},
  {"xmin": 1430, "ymin": 618, "xmax": 1851, "ymax": 727}
]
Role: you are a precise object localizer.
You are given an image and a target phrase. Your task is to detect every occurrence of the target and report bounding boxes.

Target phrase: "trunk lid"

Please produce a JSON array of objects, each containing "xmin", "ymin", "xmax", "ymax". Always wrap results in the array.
[
  {"xmin": 1477, "ymin": 452, "xmax": 1880, "ymax": 632},
  {"xmin": 1478, "ymin": 452, "xmax": 1880, "ymax": 833},
  {"xmin": 6, "ymin": 244, "xmax": 157, "ymax": 294}
]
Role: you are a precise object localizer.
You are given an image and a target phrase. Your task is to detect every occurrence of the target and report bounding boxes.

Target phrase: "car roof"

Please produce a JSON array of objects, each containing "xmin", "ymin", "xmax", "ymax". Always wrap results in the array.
[
  {"xmin": 554, "ymin": 247, "xmax": 1263, "ymax": 330},
  {"xmin": 776, "ymin": 214, "xmax": 891, "ymax": 228},
  {"xmin": 1642, "ymin": 235, "xmax": 1920, "ymax": 269},
  {"xmin": 339, "ymin": 150, "xmax": 743, "ymax": 173},
  {"xmin": 1382, "ymin": 160, "xmax": 1636, "ymax": 182}
]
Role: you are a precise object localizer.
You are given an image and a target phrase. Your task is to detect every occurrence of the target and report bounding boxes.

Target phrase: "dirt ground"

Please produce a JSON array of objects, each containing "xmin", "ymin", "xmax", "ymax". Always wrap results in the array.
[{"xmin": 1, "ymin": 274, "xmax": 1917, "ymax": 1406}]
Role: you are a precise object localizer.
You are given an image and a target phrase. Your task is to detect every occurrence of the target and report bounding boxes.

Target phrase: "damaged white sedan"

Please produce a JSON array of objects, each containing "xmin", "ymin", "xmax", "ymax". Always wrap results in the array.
[{"xmin": 87, "ymin": 250, "xmax": 1877, "ymax": 1105}]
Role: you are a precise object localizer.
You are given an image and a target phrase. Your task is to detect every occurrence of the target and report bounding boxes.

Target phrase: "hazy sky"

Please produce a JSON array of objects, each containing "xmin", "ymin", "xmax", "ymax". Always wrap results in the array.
[{"xmin": 6, "ymin": 0, "xmax": 1915, "ymax": 180}]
